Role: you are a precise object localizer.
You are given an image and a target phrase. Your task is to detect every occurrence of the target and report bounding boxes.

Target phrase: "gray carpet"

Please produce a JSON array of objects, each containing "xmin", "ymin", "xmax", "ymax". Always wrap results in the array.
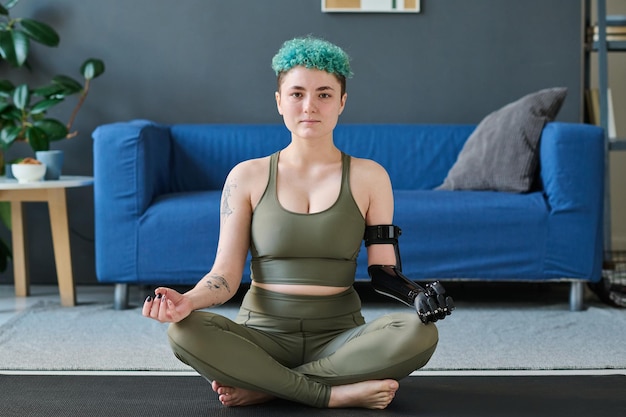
[{"xmin": 1, "ymin": 284, "xmax": 626, "ymax": 371}]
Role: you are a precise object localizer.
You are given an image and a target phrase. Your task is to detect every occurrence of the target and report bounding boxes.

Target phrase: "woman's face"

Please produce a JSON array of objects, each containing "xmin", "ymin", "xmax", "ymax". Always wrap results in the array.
[{"xmin": 275, "ymin": 66, "xmax": 347, "ymax": 141}]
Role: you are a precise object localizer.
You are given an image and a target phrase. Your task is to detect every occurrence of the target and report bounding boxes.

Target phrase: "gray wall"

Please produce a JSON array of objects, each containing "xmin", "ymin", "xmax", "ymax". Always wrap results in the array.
[{"xmin": 0, "ymin": 0, "xmax": 583, "ymax": 285}]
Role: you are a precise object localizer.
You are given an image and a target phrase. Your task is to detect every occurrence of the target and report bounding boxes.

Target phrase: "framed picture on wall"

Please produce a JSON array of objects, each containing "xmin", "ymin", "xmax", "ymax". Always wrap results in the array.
[{"xmin": 322, "ymin": 0, "xmax": 420, "ymax": 13}]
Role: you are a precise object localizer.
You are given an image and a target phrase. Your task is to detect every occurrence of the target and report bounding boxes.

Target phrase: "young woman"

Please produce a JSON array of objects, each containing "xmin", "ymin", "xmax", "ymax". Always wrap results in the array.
[{"xmin": 142, "ymin": 36, "xmax": 451, "ymax": 410}]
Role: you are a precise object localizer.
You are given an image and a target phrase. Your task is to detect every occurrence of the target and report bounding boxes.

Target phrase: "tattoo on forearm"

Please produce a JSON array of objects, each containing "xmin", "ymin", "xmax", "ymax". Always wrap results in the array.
[
  {"xmin": 221, "ymin": 180, "xmax": 236, "ymax": 218},
  {"xmin": 205, "ymin": 274, "xmax": 231, "ymax": 293},
  {"xmin": 207, "ymin": 301, "xmax": 224, "ymax": 308}
]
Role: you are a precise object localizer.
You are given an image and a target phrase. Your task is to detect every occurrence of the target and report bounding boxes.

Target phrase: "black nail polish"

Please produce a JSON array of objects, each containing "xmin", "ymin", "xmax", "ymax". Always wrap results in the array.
[
  {"xmin": 156, "ymin": 293, "xmax": 162, "ymax": 299},
  {"xmin": 145, "ymin": 296, "xmax": 152, "ymax": 302}
]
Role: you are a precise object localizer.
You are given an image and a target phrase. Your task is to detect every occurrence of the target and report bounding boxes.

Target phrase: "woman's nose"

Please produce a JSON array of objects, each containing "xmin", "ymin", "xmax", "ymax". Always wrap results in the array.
[{"xmin": 303, "ymin": 96, "xmax": 317, "ymax": 113}]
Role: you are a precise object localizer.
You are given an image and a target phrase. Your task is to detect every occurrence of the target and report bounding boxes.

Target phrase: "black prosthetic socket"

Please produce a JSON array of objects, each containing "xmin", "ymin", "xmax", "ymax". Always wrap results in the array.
[
  {"xmin": 368, "ymin": 265, "xmax": 423, "ymax": 306},
  {"xmin": 368, "ymin": 265, "xmax": 454, "ymax": 324}
]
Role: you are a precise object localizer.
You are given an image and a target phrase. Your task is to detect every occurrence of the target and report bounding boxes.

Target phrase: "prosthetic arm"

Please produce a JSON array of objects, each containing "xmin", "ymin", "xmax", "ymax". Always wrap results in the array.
[{"xmin": 365, "ymin": 225, "xmax": 454, "ymax": 323}]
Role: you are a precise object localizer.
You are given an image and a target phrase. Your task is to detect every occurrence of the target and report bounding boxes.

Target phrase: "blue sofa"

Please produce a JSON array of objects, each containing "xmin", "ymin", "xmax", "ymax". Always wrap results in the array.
[{"xmin": 92, "ymin": 120, "xmax": 604, "ymax": 310}]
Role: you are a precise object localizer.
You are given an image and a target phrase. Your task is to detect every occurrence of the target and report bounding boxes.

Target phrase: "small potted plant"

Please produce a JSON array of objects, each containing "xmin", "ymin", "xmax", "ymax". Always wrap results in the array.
[
  {"xmin": 0, "ymin": 0, "xmax": 105, "ymax": 272},
  {"xmin": 0, "ymin": 0, "xmax": 105, "ymax": 174}
]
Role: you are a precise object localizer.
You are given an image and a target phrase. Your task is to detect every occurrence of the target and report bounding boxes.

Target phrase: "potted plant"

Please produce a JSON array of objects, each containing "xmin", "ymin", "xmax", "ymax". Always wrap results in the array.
[
  {"xmin": 0, "ymin": 0, "xmax": 105, "ymax": 159},
  {"xmin": 0, "ymin": 0, "xmax": 105, "ymax": 272}
]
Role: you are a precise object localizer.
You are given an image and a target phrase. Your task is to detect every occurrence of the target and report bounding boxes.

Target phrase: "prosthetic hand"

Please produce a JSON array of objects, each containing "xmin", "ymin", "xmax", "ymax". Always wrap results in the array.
[
  {"xmin": 364, "ymin": 225, "xmax": 454, "ymax": 323},
  {"xmin": 368, "ymin": 265, "xmax": 454, "ymax": 323}
]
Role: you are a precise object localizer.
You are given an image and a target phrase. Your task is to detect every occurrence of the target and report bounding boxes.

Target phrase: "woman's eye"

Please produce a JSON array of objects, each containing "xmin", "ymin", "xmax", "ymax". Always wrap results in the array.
[
  {"xmin": 291, "ymin": 92, "xmax": 302, "ymax": 98},
  {"xmin": 319, "ymin": 93, "xmax": 331, "ymax": 99}
]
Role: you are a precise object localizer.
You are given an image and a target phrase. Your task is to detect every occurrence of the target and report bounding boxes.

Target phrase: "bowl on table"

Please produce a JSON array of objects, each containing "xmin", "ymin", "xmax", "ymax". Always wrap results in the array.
[{"xmin": 11, "ymin": 162, "xmax": 47, "ymax": 183}]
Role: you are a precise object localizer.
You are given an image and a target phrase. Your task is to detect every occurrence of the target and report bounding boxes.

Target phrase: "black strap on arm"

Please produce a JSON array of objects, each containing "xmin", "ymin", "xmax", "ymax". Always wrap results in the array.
[{"xmin": 364, "ymin": 225, "xmax": 403, "ymax": 271}]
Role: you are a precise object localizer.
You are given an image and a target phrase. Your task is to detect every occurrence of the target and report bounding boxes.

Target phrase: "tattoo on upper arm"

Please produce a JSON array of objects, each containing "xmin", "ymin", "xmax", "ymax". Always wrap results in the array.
[
  {"xmin": 205, "ymin": 274, "xmax": 231, "ymax": 293},
  {"xmin": 221, "ymin": 180, "xmax": 236, "ymax": 218}
]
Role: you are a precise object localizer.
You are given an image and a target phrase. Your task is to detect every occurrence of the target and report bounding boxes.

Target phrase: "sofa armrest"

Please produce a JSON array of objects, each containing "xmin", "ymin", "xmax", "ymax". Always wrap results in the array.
[
  {"xmin": 539, "ymin": 122, "xmax": 605, "ymax": 280},
  {"xmin": 92, "ymin": 119, "xmax": 172, "ymax": 282},
  {"xmin": 539, "ymin": 122, "xmax": 604, "ymax": 212}
]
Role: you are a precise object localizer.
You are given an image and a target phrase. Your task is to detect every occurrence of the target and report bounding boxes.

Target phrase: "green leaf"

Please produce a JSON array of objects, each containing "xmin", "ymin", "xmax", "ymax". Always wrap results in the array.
[
  {"xmin": 30, "ymin": 98, "xmax": 63, "ymax": 114},
  {"xmin": 34, "ymin": 118, "xmax": 67, "ymax": 141},
  {"xmin": 0, "ymin": 236, "xmax": 11, "ymax": 272},
  {"xmin": 19, "ymin": 18, "xmax": 60, "ymax": 47},
  {"xmin": 12, "ymin": 83, "xmax": 29, "ymax": 110},
  {"xmin": 0, "ymin": 106, "xmax": 21, "ymax": 121},
  {"xmin": 25, "ymin": 125, "xmax": 49, "ymax": 151},
  {"xmin": 5, "ymin": 0, "xmax": 20, "ymax": 10},
  {"xmin": 0, "ymin": 202, "xmax": 10, "ymax": 229},
  {"xmin": 52, "ymin": 75, "xmax": 82, "ymax": 94},
  {"xmin": 0, "ymin": 30, "xmax": 15, "ymax": 62},
  {"xmin": 81, "ymin": 58, "xmax": 105, "ymax": 80},
  {"xmin": 33, "ymin": 83, "xmax": 66, "ymax": 98},
  {"xmin": 0, "ymin": 80, "xmax": 14, "ymax": 99},
  {"xmin": 0, "ymin": 79, "xmax": 15, "ymax": 92},
  {"xmin": 0, "ymin": 124, "xmax": 20, "ymax": 147},
  {"xmin": 0, "ymin": 5, "xmax": 8, "ymax": 16},
  {"xmin": 10, "ymin": 29, "xmax": 29, "ymax": 66}
]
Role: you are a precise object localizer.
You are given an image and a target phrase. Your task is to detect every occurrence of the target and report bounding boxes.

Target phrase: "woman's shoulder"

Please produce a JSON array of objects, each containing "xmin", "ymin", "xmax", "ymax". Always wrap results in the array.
[
  {"xmin": 225, "ymin": 155, "xmax": 273, "ymax": 199},
  {"xmin": 345, "ymin": 155, "xmax": 393, "ymax": 219},
  {"xmin": 348, "ymin": 155, "xmax": 390, "ymax": 180},
  {"xmin": 347, "ymin": 155, "xmax": 392, "ymax": 198},
  {"xmin": 229, "ymin": 155, "xmax": 272, "ymax": 178}
]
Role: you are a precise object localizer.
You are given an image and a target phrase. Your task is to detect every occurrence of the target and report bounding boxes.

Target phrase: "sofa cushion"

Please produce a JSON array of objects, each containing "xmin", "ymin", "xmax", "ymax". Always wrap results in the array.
[{"xmin": 438, "ymin": 87, "xmax": 567, "ymax": 192}]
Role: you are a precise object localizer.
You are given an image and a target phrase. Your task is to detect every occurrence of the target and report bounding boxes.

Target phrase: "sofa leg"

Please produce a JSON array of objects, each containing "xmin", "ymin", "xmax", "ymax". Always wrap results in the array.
[
  {"xmin": 113, "ymin": 283, "xmax": 130, "ymax": 310},
  {"xmin": 569, "ymin": 281, "xmax": 585, "ymax": 311}
]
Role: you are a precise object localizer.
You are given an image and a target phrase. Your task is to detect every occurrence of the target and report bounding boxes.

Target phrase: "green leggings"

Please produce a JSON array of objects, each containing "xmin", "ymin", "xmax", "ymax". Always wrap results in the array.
[{"xmin": 167, "ymin": 286, "xmax": 438, "ymax": 408}]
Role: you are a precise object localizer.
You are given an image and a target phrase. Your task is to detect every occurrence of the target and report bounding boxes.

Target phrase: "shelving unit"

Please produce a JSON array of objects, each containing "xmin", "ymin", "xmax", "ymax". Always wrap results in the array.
[
  {"xmin": 584, "ymin": 0, "xmax": 626, "ymax": 306},
  {"xmin": 587, "ymin": 1, "xmax": 626, "ymax": 149}
]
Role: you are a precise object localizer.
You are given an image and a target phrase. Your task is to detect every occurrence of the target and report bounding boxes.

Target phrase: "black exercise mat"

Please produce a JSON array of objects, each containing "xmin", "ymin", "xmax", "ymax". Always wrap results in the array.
[{"xmin": 1, "ymin": 374, "xmax": 624, "ymax": 417}]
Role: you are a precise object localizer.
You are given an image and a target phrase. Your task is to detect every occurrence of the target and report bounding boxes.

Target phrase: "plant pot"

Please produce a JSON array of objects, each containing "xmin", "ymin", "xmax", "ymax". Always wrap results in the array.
[
  {"xmin": 36, "ymin": 150, "xmax": 64, "ymax": 180},
  {"xmin": 5, "ymin": 163, "xmax": 14, "ymax": 179}
]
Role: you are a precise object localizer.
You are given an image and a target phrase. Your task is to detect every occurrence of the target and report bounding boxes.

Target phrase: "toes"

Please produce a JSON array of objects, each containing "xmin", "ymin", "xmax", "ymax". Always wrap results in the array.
[{"xmin": 212, "ymin": 381, "xmax": 233, "ymax": 396}]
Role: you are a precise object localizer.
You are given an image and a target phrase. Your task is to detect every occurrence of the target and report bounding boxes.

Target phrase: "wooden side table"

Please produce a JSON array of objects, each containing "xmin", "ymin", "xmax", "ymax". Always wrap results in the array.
[{"xmin": 0, "ymin": 176, "xmax": 94, "ymax": 307}]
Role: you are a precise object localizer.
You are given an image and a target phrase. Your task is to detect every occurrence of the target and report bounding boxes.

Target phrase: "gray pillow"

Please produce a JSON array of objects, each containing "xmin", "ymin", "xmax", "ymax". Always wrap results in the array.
[{"xmin": 438, "ymin": 87, "xmax": 567, "ymax": 193}]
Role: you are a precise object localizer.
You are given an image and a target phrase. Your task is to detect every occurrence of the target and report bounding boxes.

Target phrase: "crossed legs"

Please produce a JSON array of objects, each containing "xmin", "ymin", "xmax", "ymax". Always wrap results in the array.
[{"xmin": 167, "ymin": 308, "xmax": 438, "ymax": 409}]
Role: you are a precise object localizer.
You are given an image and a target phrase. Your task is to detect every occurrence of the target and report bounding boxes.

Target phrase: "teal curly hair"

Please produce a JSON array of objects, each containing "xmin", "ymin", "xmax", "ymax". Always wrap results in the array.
[{"xmin": 272, "ymin": 36, "xmax": 352, "ymax": 95}]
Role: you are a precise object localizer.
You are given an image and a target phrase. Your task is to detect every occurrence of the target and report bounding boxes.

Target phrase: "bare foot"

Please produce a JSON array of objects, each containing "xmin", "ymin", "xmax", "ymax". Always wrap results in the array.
[
  {"xmin": 328, "ymin": 379, "xmax": 399, "ymax": 409},
  {"xmin": 211, "ymin": 381, "xmax": 275, "ymax": 407}
]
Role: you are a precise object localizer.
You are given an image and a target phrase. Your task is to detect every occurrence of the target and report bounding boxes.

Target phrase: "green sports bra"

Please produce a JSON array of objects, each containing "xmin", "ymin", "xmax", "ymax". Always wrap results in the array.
[{"xmin": 249, "ymin": 151, "xmax": 366, "ymax": 287}]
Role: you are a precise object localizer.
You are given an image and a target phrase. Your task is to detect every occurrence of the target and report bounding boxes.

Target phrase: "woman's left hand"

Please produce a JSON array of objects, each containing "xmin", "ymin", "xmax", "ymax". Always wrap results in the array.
[{"xmin": 142, "ymin": 287, "xmax": 193, "ymax": 323}]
